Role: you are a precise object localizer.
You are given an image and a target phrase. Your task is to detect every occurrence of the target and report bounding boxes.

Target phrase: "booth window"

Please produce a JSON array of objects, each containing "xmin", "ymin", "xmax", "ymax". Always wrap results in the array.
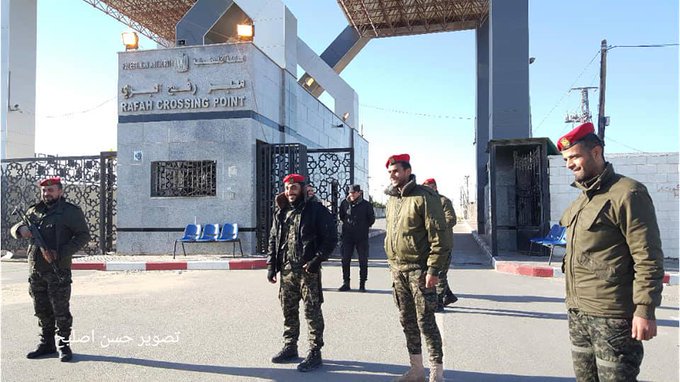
[{"xmin": 151, "ymin": 160, "xmax": 216, "ymax": 197}]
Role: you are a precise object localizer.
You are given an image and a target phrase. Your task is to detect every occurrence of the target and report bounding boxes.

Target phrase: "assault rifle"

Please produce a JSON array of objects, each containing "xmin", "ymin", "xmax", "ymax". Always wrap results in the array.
[{"xmin": 12, "ymin": 206, "xmax": 64, "ymax": 284}]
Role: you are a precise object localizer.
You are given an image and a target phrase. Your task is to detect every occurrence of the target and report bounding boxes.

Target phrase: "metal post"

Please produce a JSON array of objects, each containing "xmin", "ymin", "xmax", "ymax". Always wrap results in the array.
[
  {"xmin": 598, "ymin": 39, "xmax": 608, "ymax": 141},
  {"xmin": 99, "ymin": 152, "xmax": 106, "ymax": 254}
]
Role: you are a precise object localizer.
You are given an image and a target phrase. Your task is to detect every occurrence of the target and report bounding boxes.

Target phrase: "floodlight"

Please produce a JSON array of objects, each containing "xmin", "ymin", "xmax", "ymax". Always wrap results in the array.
[
  {"xmin": 122, "ymin": 31, "xmax": 139, "ymax": 50},
  {"xmin": 237, "ymin": 24, "xmax": 254, "ymax": 40}
]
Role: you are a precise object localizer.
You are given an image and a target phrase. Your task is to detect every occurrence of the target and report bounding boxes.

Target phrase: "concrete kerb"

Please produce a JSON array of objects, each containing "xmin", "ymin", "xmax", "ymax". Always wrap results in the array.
[
  {"xmin": 470, "ymin": 231, "xmax": 678, "ymax": 286},
  {"xmin": 66, "ymin": 229, "xmax": 387, "ymax": 273},
  {"xmin": 4, "ymin": 229, "xmax": 388, "ymax": 273},
  {"xmin": 70, "ymin": 257, "xmax": 268, "ymax": 272}
]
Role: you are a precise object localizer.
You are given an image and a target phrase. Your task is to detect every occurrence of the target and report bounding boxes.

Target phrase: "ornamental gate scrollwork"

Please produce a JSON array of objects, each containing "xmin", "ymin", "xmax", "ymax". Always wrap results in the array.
[
  {"xmin": 1, "ymin": 152, "xmax": 117, "ymax": 256},
  {"xmin": 255, "ymin": 142, "xmax": 353, "ymax": 254}
]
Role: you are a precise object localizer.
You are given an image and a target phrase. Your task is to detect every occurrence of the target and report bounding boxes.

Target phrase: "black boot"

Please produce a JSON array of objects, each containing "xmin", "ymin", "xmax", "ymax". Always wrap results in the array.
[
  {"xmin": 58, "ymin": 339, "xmax": 73, "ymax": 362},
  {"xmin": 338, "ymin": 282, "xmax": 350, "ymax": 292},
  {"xmin": 297, "ymin": 349, "xmax": 322, "ymax": 372},
  {"xmin": 359, "ymin": 281, "xmax": 366, "ymax": 292},
  {"xmin": 271, "ymin": 345, "xmax": 298, "ymax": 363},
  {"xmin": 26, "ymin": 333, "xmax": 56, "ymax": 359}
]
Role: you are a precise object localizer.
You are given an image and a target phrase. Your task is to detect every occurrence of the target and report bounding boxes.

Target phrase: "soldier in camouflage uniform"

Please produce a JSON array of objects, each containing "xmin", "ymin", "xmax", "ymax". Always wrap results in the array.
[
  {"xmin": 10, "ymin": 177, "xmax": 90, "ymax": 362},
  {"xmin": 558, "ymin": 123, "xmax": 664, "ymax": 381},
  {"xmin": 422, "ymin": 178, "xmax": 459, "ymax": 311},
  {"xmin": 266, "ymin": 173, "xmax": 337, "ymax": 372},
  {"xmin": 384, "ymin": 155, "xmax": 451, "ymax": 382}
]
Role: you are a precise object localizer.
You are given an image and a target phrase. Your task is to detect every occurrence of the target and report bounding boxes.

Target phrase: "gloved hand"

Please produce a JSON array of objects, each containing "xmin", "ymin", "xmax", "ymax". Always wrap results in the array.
[
  {"xmin": 304, "ymin": 256, "xmax": 323, "ymax": 273},
  {"xmin": 267, "ymin": 266, "xmax": 277, "ymax": 283}
]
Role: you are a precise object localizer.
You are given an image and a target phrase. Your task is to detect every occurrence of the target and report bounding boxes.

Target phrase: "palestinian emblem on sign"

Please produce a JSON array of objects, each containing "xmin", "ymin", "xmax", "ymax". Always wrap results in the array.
[{"xmin": 175, "ymin": 53, "xmax": 189, "ymax": 73}]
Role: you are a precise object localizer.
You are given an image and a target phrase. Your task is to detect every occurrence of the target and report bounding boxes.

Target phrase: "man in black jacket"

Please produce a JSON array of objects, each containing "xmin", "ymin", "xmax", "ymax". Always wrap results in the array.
[
  {"xmin": 338, "ymin": 184, "xmax": 375, "ymax": 292},
  {"xmin": 10, "ymin": 176, "xmax": 90, "ymax": 362},
  {"xmin": 266, "ymin": 173, "xmax": 337, "ymax": 372}
]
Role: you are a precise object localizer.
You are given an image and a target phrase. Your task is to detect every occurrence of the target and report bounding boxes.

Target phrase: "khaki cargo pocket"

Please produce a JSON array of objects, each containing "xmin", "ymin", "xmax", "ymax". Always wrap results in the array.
[
  {"xmin": 603, "ymin": 318, "xmax": 634, "ymax": 352},
  {"xmin": 578, "ymin": 199, "xmax": 610, "ymax": 232},
  {"xmin": 578, "ymin": 252, "xmax": 617, "ymax": 283},
  {"xmin": 402, "ymin": 235, "xmax": 417, "ymax": 254}
]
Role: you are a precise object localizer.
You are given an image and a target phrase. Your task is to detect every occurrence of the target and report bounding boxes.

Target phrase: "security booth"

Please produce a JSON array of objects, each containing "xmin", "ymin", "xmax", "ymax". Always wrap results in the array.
[{"xmin": 487, "ymin": 138, "xmax": 559, "ymax": 256}]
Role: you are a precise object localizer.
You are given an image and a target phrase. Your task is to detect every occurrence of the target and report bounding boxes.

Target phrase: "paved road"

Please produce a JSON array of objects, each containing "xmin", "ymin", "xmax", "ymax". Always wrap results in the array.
[{"xmin": 2, "ymin": 233, "xmax": 678, "ymax": 381}]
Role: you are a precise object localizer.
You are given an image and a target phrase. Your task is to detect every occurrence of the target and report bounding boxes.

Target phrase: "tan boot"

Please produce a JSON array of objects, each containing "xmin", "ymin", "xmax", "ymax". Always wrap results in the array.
[
  {"xmin": 393, "ymin": 354, "xmax": 426, "ymax": 382},
  {"xmin": 429, "ymin": 363, "xmax": 444, "ymax": 382}
]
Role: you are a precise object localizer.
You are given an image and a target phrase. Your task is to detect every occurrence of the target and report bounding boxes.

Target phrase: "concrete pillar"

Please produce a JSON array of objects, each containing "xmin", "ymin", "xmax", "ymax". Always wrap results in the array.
[
  {"xmin": 475, "ymin": 0, "xmax": 529, "ymax": 233},
  {"xmin": 2, "ymin": 0, "xmax": 37, "ymax": 159},
  {"xmin": 488, "ymin": 0, "xmax": 530, "ymax": 139},
  {"xmin": 1, "ymin": 0, "xmax": 9, "ymax": 160},
  {"xmin": 475, "ymin": 19, "xmax": 489, "ymax": 233}
]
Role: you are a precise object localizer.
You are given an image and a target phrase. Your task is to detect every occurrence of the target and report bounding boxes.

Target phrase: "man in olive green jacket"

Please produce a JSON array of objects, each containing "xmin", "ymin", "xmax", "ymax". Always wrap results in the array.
[
  {"xmin": 558, "ymin": 122, "xmax": 664, "ymax": 381},
  {"xmin": 384, "ymin": 154, "xmax": 451, "ymax": 382},
  {"xmin": 11, "ymin": 177, "xmax": 90, "ymax": 362}
]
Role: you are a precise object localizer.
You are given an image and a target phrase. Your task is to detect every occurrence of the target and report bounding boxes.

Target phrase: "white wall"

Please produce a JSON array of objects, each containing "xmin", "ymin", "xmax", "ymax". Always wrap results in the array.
[
  {"xmin": 3, "ymin": 0, "xmax": 37, "ymax": 158},
  {"xmin": 549, "ymin": 152, "xmax": 679, "ymax": 259}
]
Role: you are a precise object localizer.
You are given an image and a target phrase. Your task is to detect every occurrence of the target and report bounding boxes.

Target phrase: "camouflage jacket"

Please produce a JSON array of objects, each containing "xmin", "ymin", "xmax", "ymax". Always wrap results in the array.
[
  {"xmin": 384, "ymin": 175, "xmax": 451, "ymax": 275},
  {"xmin": 10, "ymin": 198, "xmax": 90, "ymax": 273},
  {"xmin": 267, "ymin": 193, "xmax": 338, "ymax": 274},
  {"xmin": 560, "ymin": 163, "xmax": 664, "ymax": 319}
]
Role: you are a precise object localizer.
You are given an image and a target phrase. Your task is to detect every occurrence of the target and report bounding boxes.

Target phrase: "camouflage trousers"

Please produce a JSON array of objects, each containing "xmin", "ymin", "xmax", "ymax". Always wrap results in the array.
[
  {"xmin": 568, "ymin": 309, "xmax": 643, "ymax": 382},
  {"xmin": 279, "ymin": 267, "xmax": 324, "ymax": 351},
  {"xmin": 28, "ymin": 269, "xmax": 73, "ymax": 340},
  {"xmin": 436, "ymin": 250, "xmax": 453, "ymax": 298},
  {"xmin": 391, "ymin": 268, "xmax": 443, "ymax": 364}
]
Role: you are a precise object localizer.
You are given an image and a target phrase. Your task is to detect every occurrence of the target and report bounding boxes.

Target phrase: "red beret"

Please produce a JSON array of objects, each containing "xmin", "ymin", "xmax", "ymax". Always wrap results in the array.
[
  {"xmin": 385, "ymin": 153, "xmax": 410, "ymax": 168},
  {"xmin": 557, "ymin": 122, "xmax": 596, "ymax": 151},
  {"xmin": 282, "ymin": 173, "xmax": 305, "ymax": 184},
  {"xmin": 423, "ymin": 178, "xmax": 436, "ymax": 185},
  {"xmin": 39, "ymin": 177, "xmax": 62, "ymax": 187}
]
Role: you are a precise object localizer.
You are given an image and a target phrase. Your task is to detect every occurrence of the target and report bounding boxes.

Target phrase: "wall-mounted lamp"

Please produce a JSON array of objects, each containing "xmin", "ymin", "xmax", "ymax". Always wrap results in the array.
[
  {"xmin": 237, "ymin": 24, "xmax": 254, "ymax": 41},
  {"xmin": 333, "ymin": 123, "xmax": 344, "ymax": 128},
  {"xmin": 342, "ymin": 112, "xmax": 350, "ymax": 121},
  {"xmin": 122, "ymin": 31, "xmax": 139, "ymax": 51},
  {"xmin": 305, "ymin": 77, "xmax": 315, "ymax": 87},
  {"xmin": 529, "ymin": 57, "xmax": 536, "ymax": 64}
]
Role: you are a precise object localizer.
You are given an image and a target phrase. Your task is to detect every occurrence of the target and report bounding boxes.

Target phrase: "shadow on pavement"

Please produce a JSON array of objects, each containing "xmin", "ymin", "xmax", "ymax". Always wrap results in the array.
[
  {"xmin": 656, "ymin": 319, "xmax": 679, "ymax": 328},
  {"xmin": 71, "ymin": 354, "xmax": 572, "ymax": 381},
  {"xmin": 446, "ymin": 305, "xmax": 678, "ymax": 328},
  {"xmin": 447, "ymin": 306, "xmax": 568, "ymax": 321},
  {"xmin": 322, "ymin": 287, "xmax": 393, "ymax": 295},
  {"xmin": 456, "ymin": 293, "xmax": 564, "ymax": 304}
]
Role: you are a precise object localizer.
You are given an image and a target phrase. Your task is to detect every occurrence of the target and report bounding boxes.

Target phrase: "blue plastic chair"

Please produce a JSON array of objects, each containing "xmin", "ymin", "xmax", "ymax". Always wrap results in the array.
[
  {"xmin": 547, "ymin": 227, "xmax": 567, "ymax": 265},
  {"xmin": 529, "ymin": 224, "xmax": 562, "ymax": 255},
  {"xmin": 173, "ymin": 224, "xmax": 202, "ymax": 259},
  {"xmin": 196, "ymin": 224, "xmax": 220, "ymax": 242},
  {"xmin": 528, "ymin": 224, "xmax": 567, "ymax": 265},
  {"xmin": 216, "ymin": 223, "xmax": 244, "ymax": 257}
]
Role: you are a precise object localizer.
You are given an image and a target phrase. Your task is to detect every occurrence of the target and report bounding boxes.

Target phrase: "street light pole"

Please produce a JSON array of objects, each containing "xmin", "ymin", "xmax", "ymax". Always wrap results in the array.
[{"xmin": 597, "ymin": 39, "xmax": 608, "ymax": 141}]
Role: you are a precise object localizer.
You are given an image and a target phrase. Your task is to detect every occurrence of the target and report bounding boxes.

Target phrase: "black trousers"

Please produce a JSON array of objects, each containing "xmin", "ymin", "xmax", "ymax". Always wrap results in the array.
[{"xmin": 341, "ymin": 237, "xmax": 369, "ymax": 282}]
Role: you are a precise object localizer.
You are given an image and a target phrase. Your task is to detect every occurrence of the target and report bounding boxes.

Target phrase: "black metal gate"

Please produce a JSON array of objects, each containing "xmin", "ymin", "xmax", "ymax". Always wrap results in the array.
[
  {"xmin": 307, "ymin": 148, "xmax": 354, "ymax": 218},
  {"xmin": 1, "ymin": 152, "xmax": 117, "ymax": 256},
  {"xmin": 514, "ymin": 146, "xmax": 543, "ymax": 250},
  {"xmin": 255, "ymin": 142, "xmax": 353, "ymax": 253}
]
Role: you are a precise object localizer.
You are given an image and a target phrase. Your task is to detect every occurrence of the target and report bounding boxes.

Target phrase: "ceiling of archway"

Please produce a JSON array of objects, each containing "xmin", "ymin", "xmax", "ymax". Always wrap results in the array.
[{"xmin": 84, "ymin": 0, "xmax": 489, "ymax": 47}]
